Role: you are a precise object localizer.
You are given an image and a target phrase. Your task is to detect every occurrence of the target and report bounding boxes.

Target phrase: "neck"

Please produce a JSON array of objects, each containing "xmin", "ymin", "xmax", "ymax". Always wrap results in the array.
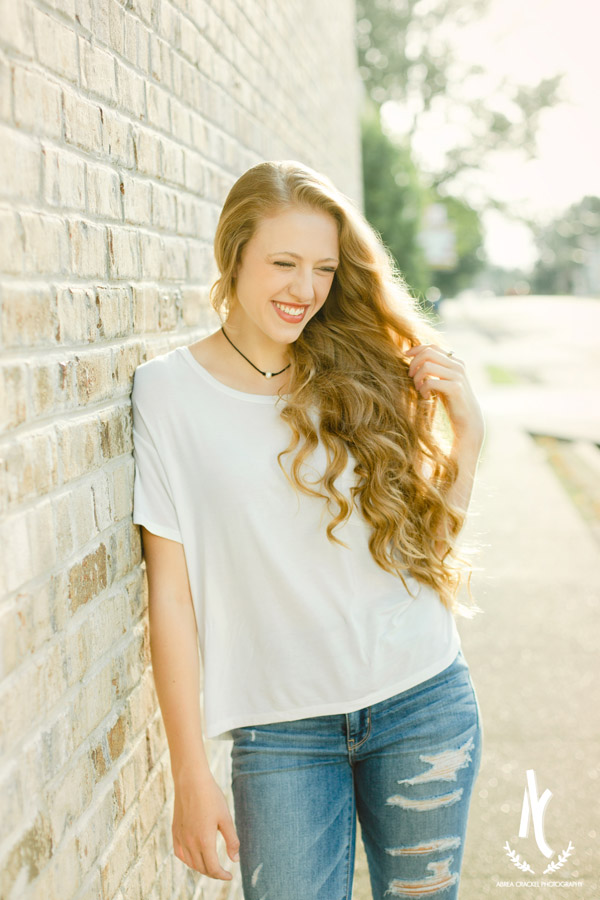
[{"xmin": 222, "ymin": 313, "xmax": 291, "ymax": 374}]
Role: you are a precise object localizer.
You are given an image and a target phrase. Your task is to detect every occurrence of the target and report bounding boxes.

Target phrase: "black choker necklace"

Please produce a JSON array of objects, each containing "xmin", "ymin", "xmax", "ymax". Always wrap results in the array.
[{"xmin": 221, "ymin": 327, "xmax": 291, "ymax": 379}]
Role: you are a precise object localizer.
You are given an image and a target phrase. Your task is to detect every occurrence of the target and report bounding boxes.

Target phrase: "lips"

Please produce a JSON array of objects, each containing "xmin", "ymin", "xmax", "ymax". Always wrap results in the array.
[{"xmin": 271, "ymin": 300, "xmax": 308, "ymax": 323}]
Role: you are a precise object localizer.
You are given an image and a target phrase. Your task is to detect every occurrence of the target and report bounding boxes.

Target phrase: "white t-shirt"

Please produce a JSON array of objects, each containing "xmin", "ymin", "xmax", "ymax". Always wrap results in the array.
[{"xmin": 131, "ymin": 344, "xmax": 462, "ymax": 741}]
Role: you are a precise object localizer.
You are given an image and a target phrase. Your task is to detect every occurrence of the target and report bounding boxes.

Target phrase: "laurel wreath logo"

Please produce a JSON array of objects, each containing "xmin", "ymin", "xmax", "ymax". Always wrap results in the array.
[
  {"xmin": 504, "ymin": 840, "xmax": 575, "ymax": 875},
  {"xmin": 543, "ymin": 841, "xmax": 575, "ymax": 874},
  {"xmin": 504, "ymin": 841, "xmax": 535, "ymax": 874}
]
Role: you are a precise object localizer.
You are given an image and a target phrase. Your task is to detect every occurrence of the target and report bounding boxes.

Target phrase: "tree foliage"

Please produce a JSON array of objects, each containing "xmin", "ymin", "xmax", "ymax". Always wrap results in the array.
[
  {"xmin": 530, "ymin": 196, "xmax": 600, "ymax": 295},
  {"xmin": 356, "ymin": 0, "xmax": 563, "ymax": 191},
  {"xmin": 432, "ymin": 195, "xmax": 486, "ymax": 295},
  {"xmin": 361, "ymin": 100, "xmax": 429, "ymax": 296},
  {"xmin": 361, "ymin": 100, "xmax": 485, "ymax": 298}
]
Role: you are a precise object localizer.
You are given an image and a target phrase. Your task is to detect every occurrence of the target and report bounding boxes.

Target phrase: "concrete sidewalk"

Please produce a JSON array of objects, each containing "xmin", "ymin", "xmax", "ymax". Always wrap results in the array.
[
  {"xmin": 441, "ymin": 300, "xmax": 600, "ymax": 900},
  {"xmin": 352, "ymin": 297, "xmax": 599, "ymax": 899}
]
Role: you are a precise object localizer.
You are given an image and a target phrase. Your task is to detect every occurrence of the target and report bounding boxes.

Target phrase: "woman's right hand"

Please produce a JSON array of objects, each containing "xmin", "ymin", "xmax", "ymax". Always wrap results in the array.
[{"xmin": 172, "ymin": 770, "xmax": 241, "ymax": 880}]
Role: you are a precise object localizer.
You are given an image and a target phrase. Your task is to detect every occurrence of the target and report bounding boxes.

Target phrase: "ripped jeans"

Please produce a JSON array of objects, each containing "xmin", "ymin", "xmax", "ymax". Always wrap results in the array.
[{"xmin": 230, "ymin": 648, "xmax": 483, "ymax": 900}]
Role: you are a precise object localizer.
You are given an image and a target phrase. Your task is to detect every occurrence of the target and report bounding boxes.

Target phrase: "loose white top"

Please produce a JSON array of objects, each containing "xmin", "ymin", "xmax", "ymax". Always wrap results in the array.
[{"xmin": 132, "ymin": 345, "xmax": 461, "ymax": 741}]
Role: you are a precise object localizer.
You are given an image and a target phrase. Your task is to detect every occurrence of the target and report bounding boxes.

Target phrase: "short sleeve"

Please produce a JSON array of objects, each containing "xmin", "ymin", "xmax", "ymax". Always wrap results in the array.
[{"xmin": 131, "ymin": 380, "xmax": 183, "ymax": 544}]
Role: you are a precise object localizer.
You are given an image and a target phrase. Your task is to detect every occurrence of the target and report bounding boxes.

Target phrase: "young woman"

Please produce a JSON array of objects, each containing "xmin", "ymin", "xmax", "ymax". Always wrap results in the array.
[{"xmin": 131, "ymin": 160, "xmax": 486, "ymax": 900}]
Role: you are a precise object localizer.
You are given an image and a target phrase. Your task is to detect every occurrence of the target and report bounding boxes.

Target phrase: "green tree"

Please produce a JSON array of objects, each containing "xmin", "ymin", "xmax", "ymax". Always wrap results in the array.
[
  {"xmin": 356, "ymin": 0, "xmax": 563, "ymax": 192},
  {"xmin": 361, "ymin": 101, "xmax": 485, "ymax": 299},
  {"xmin": 361, "ymin": 100, "xmax": 429, "ymax": 296},
  {"xmin": 530, "ymin": 196, "xmax": 600, "ymax": 296},
  {"xmin": 432, "ymin": 195, "xmax": 486, "ymax": 295}
]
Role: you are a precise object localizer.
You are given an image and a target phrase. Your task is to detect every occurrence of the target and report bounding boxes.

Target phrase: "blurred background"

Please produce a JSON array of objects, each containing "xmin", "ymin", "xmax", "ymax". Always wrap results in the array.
[
  {"xmin": 357, "ymin": 0, "xmax": 600, "ymax": 302},
  {"xmin": 353, "ymin": 1, "xmax": 600, "ymax": 897}
]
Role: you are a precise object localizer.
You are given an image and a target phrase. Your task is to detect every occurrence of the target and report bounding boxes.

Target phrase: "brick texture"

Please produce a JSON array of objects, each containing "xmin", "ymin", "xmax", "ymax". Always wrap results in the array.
[{"xmin": 0, "ymin": 1, "xmax": 362, "ymax": 897}]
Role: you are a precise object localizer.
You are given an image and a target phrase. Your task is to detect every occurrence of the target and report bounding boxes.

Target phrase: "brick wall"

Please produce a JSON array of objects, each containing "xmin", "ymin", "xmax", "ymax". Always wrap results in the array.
[{"xmin": 0, "ymin": 1, "xmax": 362, "ymax": 898}]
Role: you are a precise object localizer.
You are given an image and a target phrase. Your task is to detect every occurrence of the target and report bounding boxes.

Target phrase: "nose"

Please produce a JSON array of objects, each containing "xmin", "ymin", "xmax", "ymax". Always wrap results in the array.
[{"xmin": 289, "ymin": 266, "xmax": 316, "ymax": 303}]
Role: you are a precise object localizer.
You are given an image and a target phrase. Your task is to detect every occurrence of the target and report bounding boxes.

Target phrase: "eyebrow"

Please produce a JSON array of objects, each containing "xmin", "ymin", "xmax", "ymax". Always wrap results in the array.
[{"xmin": 268, "ymin": 251, "xmax": 339, "ymax": 263}]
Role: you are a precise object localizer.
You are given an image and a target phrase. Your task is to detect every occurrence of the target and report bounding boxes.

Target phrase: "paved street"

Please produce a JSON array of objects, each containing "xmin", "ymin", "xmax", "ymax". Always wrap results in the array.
[{"xmin": 353, "ymin": 295, "xmax": 600, "ymax": 900}]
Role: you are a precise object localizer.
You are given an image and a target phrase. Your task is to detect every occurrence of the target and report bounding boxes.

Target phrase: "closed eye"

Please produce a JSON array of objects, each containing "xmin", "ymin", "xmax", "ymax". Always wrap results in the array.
[{"xmin": 274, "ymin": 262, "xmax": 337, "ymax": 273}]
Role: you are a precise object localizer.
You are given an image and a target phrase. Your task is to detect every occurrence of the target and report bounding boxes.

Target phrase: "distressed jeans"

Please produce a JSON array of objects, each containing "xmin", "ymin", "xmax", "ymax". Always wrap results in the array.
[{"xmin": 230, "ymin": 648, "xmax": 483, "ymax": 900}]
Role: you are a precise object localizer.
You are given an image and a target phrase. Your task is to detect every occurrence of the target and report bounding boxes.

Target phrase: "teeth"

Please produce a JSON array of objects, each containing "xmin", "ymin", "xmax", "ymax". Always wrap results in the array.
[{"xmin": 274, "ymin": 302, "xmax": 305, "ymax": 316}]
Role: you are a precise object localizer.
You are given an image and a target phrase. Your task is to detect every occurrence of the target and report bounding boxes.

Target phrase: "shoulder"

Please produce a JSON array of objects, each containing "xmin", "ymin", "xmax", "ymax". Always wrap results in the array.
[
  {"xmin": 132, "ymin": 347, "xmax": 181, "ymax": 399},
  {"xmin": 131, "ymin": 347, "xmax": 186, "ymax": 430}
]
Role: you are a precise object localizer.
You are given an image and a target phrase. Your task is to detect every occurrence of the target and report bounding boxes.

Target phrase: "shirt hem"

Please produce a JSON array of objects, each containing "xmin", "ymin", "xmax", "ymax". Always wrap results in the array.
[
  {"xmin": 133, "ymin": 516, "xmax": 183, "ymax": 544},
  {"xmin": 204, "ymin": 634, "xmax": 462, "ymax": 741}
]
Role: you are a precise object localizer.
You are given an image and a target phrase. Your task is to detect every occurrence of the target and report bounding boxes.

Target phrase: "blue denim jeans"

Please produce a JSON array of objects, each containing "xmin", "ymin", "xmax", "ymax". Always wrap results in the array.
[{"xmin": 230, "ymin": 648, "xmax": 483, "ymax": 900}]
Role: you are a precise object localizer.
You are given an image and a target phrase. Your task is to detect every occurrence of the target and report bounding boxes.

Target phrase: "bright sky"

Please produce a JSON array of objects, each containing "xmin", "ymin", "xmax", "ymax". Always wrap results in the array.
[{"xmin": 383, "ymin": 0, "xmax": 600, "ymax": 269}]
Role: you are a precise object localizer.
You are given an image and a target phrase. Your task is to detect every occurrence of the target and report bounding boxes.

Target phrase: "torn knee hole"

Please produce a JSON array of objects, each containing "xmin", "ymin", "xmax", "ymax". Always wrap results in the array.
[
  {"xmin": 384, "ymin": 857, "xmax": 459, "ymax": 896},
  {"xmin": 386, "ymin": 836, "xmax": 461, "ymax": 856},
  {"xmin": 386, "ymin": 787, "xmax": 463, "ymax": 810},
  {"xmin": 396, "ymin": 736, "xmax": 475, "ymax": 786}
]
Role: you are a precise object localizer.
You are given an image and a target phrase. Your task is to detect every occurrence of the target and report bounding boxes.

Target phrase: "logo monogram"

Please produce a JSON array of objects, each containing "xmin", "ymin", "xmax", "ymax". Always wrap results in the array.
[
  {"xmin": 503, "ymin": 768, "xmax": 574, "ymax": 876},
  {"xmin": 518, "ymin": 768, "xmax": 553, "ymax": 857}
]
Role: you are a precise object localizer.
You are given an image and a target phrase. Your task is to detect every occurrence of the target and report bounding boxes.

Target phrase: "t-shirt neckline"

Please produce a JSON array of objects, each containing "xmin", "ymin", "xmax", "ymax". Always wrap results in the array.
[{"xmin": 179, "ymin": 345, "xmax": 290, "ymax": 404}]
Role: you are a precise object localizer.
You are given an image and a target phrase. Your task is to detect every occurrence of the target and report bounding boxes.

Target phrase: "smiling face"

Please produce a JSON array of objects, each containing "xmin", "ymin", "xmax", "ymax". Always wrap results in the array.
[{"xmin": 227, "ymin": 205, "xmax": 339, "ymax": 345}]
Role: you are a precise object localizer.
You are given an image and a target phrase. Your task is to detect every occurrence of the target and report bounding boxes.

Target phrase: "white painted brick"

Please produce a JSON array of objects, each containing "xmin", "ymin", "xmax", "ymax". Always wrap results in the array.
[
  {"xmin": 69, "ymin": 480, "xmax": 97, "ymax": 546},
  {"xmin": 75, "ymin": 0, "xmax": 93, "ymax": 32},
  {"xmin": 132, "ymin": 125, "xmax": 160, "ymax": 176},
  {"xmin": 146, "ymin": 81, "xmax": 170, "ymax": 130},
  {"xmin": 62, "ymin": 88, "xmax": 103, "ymax": 153},
  {"xmin": 159, "ymin": 236, "xmax": 187, "ymax": 282},
  {"xmin": 121, "ymin": 173, "xmax": 152, "ymax": 225},
  {"xmin": 132, "ymin": 283, "xmax": 159, "ymax": 332},
  {"xmin": 150, "ymin": 182, "xmax": 177, "ymax": 230},
  {"xmin": 123, "ymin": 10, "xmax": 151, "ymax": 72},
  {"xmin": 47, "ymin": 0, "xmax": 77, "ymax": 20},
  {"xmin": 32, "ymin": 8, "xmax": 79, "ymax": 84},
  {"xmin": 159, "ymin": 137, "xmax": 184, "ymax": 186},
  {"xmin": 57, "ymin": 286, "xmax": 98, "ymax": 343},
  {"xmin": 90, "ymin": 469, "xmax": 113, "ymax": 531},
  {"xmin": 71, "ymin": 662, "xmax": 113, "ymax": 748},
  {"xmin": 68, "ymin": 217, "xmax": 107, "ymax": 278},
  {"xmin": 43, "ymin": 145, "xmax": 86, "ymax": 211},
  {"xmin": 169, "ymin": 96, "xmax": 191, "ymax": 144},
  {"xmin": 13, "ymin": 65, "xmax": 62, "ymax": 139},
  {"xmin": 101, "ymin": 108, "xmax": 135, "ymax": 167},
  {"xmin": 108, "ymin": 0, "xmax": 125, "ymax": 55},
  {"xmin": 56, "ymin": 415, "xmax": 103, "ymax": 483},
  {"xmin": 115, "ymin": 59, "xmax": 146, "ymax": 120},
  {"xmin": 0, "ymin": 0, "xmax": 34, "ymax": 59},
  {"xmin": 1, "ymin": 283, "xmax": 58, "ymax": 348},
  {"xmin": 86, "ymin": 161, "xmax": 122, "ymax": 220},
  {"xmin": 157, "ymin": 1, "xmax": 179, "ymax": 45},
  {"xmin": 4, "ymin": 428, "xmax": 57, "ymax": 506},
  {"xmin": 38, "ymin": 832, "xmax": 82, "ymax": 899},
  {"xmin": 96, "ymin": 286, "xmax": 132, "ymax": 338},
  {"xmin": 0, "ymin": 57, "xmax": 11, "ymax": 122},
  {"xmin": 0, "ymin": 4, "xmax": 362, "ymax": 899},
  {"xmin": 79, "ymin": 37, "xmax": 118, "ymax": 102},
  {"xmin": 0, "ymin": 123, "xmax": 41, "ymax": 202},
  {"xmin": 137, "ymin": 230, "xmax": 162, "ymax": 279},
  {"xmin": 91, "ymin": 0, "xmax": 111, "ymax": 44},
  {"xmin": 0, "ymin": 208, "xmax": 24, "ymax": 275},
  {"xmin": 21, "ymin": 211, "xmax": 70, "ymax": 276},
  {"xmin": 108, "ymin": 226, "xmax": 140, "ymax": 279},
  {"xmin": 53, "ymin": 490, "xmax": 76, "ymax": 563},
  {"xmin": 28, "ymin": 499, "xmax": 58, "ymax": 577}
]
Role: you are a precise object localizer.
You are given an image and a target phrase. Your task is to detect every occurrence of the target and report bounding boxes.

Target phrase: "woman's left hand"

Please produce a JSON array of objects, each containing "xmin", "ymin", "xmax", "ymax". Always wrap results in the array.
[{"xmin": 405, "ymin": 344, "xmax": 485, "ymax": 448}]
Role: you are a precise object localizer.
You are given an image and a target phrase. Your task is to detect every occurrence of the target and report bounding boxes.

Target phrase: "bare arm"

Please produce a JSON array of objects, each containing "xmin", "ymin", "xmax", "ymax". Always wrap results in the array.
[
  {"xmin": 141, "ymin": 527, "xmax": 240, "ymax": 880},
  {"xmin": 434, "ymin": 434, "xmax": 484, "ymax": 558}
]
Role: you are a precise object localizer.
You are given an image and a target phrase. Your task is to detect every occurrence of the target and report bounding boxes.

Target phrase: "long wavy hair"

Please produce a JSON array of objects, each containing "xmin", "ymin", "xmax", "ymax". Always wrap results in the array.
[{"xmin": 209, "ymin": 160, "xmax": 482, "ymax": 617}]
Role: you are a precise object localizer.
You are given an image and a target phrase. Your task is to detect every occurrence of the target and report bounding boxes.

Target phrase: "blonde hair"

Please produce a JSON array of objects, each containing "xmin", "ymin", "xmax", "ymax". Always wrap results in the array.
[{"xmin": 209, "ymin": 160, "xmax": 482, "ymax": 617}]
